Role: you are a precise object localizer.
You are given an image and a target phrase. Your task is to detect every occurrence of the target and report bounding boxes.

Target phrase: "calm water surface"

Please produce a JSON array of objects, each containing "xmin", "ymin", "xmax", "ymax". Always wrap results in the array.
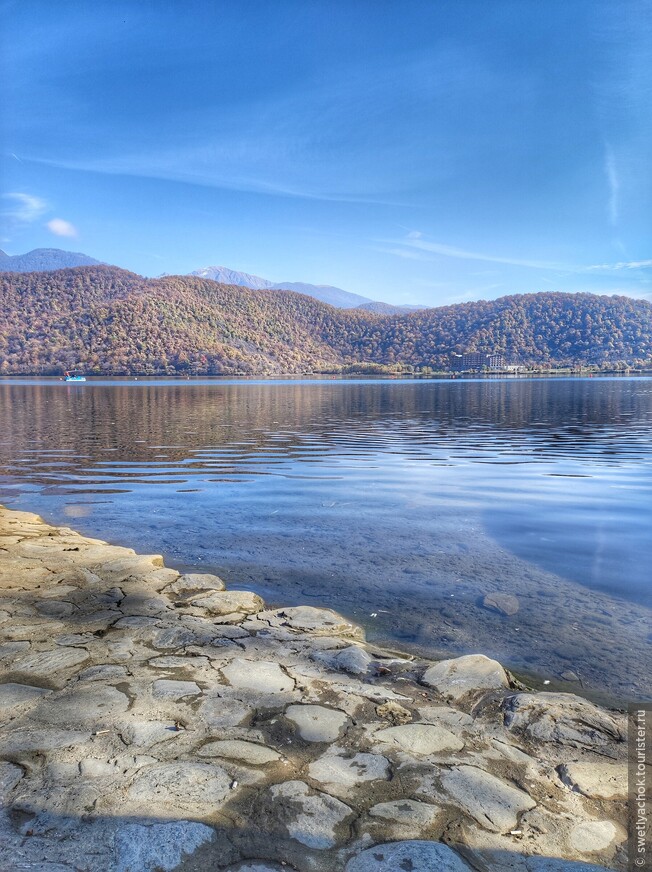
[{"xmin": 1, "ymin": 377, "xmax": 651, "ymax": 702}]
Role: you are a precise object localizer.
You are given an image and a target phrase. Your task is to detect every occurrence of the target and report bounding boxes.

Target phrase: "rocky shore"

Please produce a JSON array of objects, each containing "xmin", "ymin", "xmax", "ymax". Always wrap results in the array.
[{"xmin": 0, "ymin": 505, "xmax": 629, "ymax": 871}]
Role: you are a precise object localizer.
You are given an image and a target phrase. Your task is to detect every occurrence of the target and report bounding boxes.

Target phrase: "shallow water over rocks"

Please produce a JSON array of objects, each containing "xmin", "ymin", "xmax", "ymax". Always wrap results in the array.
[{"xmin": 0, "ymin": 376, "xmax": 650, "ymax": 701}]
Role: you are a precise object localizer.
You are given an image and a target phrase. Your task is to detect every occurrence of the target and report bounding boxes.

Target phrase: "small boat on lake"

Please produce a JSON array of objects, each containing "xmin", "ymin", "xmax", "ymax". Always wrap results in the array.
[{"xmin": 64, "ymin": 371, "xmax": 86, "ymax": 382}]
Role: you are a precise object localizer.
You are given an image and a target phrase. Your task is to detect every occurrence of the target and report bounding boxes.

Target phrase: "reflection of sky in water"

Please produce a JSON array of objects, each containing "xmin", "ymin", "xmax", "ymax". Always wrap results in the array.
[{"xmin": 0, "ymin": 377, "xmax": 651, "ymax": 701}]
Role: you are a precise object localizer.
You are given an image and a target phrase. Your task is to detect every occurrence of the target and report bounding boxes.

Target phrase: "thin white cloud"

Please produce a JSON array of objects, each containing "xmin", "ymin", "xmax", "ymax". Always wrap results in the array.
[
  {"xmin": 585, "ymin": 259, "xmax": 652, "ymax": 271},
  {"xmin": 46, "ymin": 218, "xmax": 77, "ymax": 237},
  {"xmin": 372, "ymin": 246, "xmax": 433, "ymax": 261},
  {"xmin": 1, "ymin": 192, "xmax": 47, "ymax": 224},
  {"xmin": 397, "ymin": 235, "xmax": 571, "ymax": 271},
  {"xmin": 604, "ymin": 144, "xmax": 619, "ymax": 226}
]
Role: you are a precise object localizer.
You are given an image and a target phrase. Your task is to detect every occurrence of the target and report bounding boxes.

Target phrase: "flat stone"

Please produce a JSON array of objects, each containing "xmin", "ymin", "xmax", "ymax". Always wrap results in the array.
[
  {"xmin": 10, "ymin": 646, "xmax": 90, "ymax": 678},
  {"xmin": 345, "ymin": 841, "xmax": 472, "ymax": 871},
  {"xmin": 221, "ymin": 658, "xmax": 294, "ymax": 694},
  {"xmin": 525, "ymin": 861, "xmax": 619, "ymax": 872},
  {"xmin": 115, "ymin": 821, "xmax": 215, "ymax": 872},
  {"xmin": 0, "ymin": 761, "xmax": 24, "ymax": 802},
  {"xmin": 127, "ymin": 762, "xmax": 231, "ymax": 814},
  {"xmin": 153, "ymin": 626, "xmax": 215, "ymax": 649},
  {"xmin": 121, "ymin": 720, "xmax": 181, "ymax": 746},
  {"xmin": 276, "ymin": 605, "xmax": 363, "ymax": 639},
  {"xmin": 93, "ymin": 554, "xmax": 165, "ymax": 581},
  {"xmin": 199, "ymin": 739, "xmax": 281, "ymax": 765},
  {"xmin": 368, "ymin": 799, "xmax": 439, "ymax": 826},
  {"xmin": 0, "ymin": 729, "xmax": 90, "ymax": 754},
  {"xmin": 0, "ymin": 682, "xmax": 52, "ymax": 708},
  {"xmin": 285, "ymin": 704, "xmax": 348, "ymax": 742},
  {"xmin": 558, "ymin": 761, "xmax": 627, "ymax": 799},
  {"xmin": 373, "ymin": 723, "xmax": 464, "ymax": 755},
  {"xmin": 0, "ymin": 640, "xmax": 30, "ymax": 660},
  {"xmin": 482, "ymin": 592, "xmax": 520, "ymax": 616},
  {"xmin": 163, "ymin": 572, "xmax": 226, "ymax": 597},
  {"xmin": 569, "ymin": 820, "xmax": 619, "ymax": 853},
  {"xmin": 308, "ymin": 750, "xmax": 390, "ymax": 787},
  {"xmin": 269, "ymin": 780, "xmax": 352, "ymax": 849},
  {"xmin": 151, "ymin": 679, "xmax": 202, "ymax": 700},
  {"xmin": 31, "ymin": 685, "xmax": 130, "ymax": 726},
  {"xmin": 148, "ymin": 655, "xmax": 210, "ymax": 669},
  {"xmin": 77, "ymin": 664, "xmax": 129, "ymax": 682},
  {"xmin": 36, "ymin": 600, "xmax": 75, "ymax": 617},
  {"xmin": 503, "ymin": 693, "xmax": 625, "ymax": 745},
  {"xmin": 417, "ymin": 705, "xmax": 474, "ymax": 727},
  {"xmin": 422, "ymin": 654, "xmax": 509, "ymax": 700},
  {"xmin": 199, "ymin": 696, "xmax": 252, "ymax": 727},
  {"xmin": 441, "ymin": 765, "xmax": 536, "ymax": 833},
  {"xmin": 189, "ymin": 590, "xmax": 264, "ymax": 616},
  {"xmin": 114, "ymin": 615, "xmax": 160, "ymax": 628},
  {"xmin": 318, "ymin": 645, "xmax": 373, "ymax": 675}
]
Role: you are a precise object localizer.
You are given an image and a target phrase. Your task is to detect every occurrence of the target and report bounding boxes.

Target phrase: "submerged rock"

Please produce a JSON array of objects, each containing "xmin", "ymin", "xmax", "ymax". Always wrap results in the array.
[{"xmin": 482, "ymin": 592, "xmax": 520, "ymax": 616}]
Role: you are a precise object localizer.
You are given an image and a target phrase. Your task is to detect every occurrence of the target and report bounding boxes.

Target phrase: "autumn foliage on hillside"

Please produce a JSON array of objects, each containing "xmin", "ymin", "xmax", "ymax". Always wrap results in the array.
[{"xmin": 1, "ymin": 266, "xmax": 650, "ymax": 374}]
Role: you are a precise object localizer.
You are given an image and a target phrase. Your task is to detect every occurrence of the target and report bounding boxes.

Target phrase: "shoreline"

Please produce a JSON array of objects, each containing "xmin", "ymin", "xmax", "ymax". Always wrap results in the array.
[{"xmin": 0, "ymin": 505, "xmax": 629, "ymax": 871}]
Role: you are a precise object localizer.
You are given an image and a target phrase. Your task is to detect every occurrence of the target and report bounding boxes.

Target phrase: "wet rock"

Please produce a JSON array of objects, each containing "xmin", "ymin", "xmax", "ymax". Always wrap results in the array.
[
  {"xmin": 115, "ymin": 821, "xmax": 215, "ymax": 872},
  {"xmin": 199, "ymin": 739, "xmax": 281, "ymax": 765},
  {"xmin": 151, "ymin": 679, "xmax": 202, "ymax": 700},
  {"xmin": 189, "ymin": 590, "xmax": 264, "ymax": 616},
  {"xmin": 0, "ymin": 682, "xmax": 51, "ymax": 708},
  {"xmin": 482, "ymin": 592, "xmax": 520, "ymax": 616},
  {"xmin": 560, "ymin": 670, "xmax": 580, "ymax": 682},
  {"xmin": 373, "ymin": 723, "xmax": 464, "ymax": 755},
  {"xmin": 268, "ymin": 780, "xmax": 353, "ymax": 849},
  {"xmin": 503, "ymin": 692, "xmax": 625, "ymax": 745},
  {"xmin": 275, "ymin": 605, "xmax": 364, "ymax": 640},
  {"xmin": 441, "ymin": 765, "xmax": 536, "ymax": 833},
  {"xmin": 308, "ymin": 750, "xmax": 390, "ymax": 788},
  {"xmin": 285, "ymin": 704, "xmax": 349, "ymax": 742},
  {"xmin": 163, "ymin": 572, "xmax": 226, "ymax": 598},
  {"xmin": 558, "ymin": 761, "xmax": 627, "ymax": 799},
  {"xmin": 345, "ymin": 841, "xmax": 472, "ymax": 871},
  {"xmin": 422, "ymin": 654, "xmax": 509, "ymax": 700},
  {"xmin": 221, "ymin": 658, "xmax": 294, "ymax": 694},
  {"xmin": 127, "ymin": 762, "xmax": 232, "ymax": 814}
]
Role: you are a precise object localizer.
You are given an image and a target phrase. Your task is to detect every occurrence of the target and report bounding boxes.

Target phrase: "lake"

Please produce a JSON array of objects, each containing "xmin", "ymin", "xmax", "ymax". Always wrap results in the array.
[{"xmin": 1, "ymin": 376, "xmax": 650, "ymax": 703}]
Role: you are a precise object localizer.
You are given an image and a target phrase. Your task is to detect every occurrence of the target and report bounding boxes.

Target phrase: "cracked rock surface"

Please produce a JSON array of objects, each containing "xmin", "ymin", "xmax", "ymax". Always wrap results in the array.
[{"xmin": 0, "ymin": 506, "xmax": 627, "ymax": 871}]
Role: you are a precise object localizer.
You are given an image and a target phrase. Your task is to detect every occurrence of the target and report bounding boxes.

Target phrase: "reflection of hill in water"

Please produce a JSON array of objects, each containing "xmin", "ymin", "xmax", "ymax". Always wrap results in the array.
[
  {"xmin": 0, "ymin": 380, "xmax": 649, "ymax": 480},
  {"xmin": 0, "ymin": 378, "xmax": 651, "ymax": 702}
]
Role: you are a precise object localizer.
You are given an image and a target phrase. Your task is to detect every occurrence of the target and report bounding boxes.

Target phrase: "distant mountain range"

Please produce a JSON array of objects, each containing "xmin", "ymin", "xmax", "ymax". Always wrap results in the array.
[
  {"xmin": 0, "ymin": 248, "xmax": 103, "ymax": 273},
  {"xmin": 0, "ymin": 266, "xmax": 650, "ymax": 375},
  {"xmin": 0, "ymin": 248, "xmax": 426, "ymax": 312},
  {"xmin": 189, "ymin": 264, "xmax": 423, "ymax": 312}
]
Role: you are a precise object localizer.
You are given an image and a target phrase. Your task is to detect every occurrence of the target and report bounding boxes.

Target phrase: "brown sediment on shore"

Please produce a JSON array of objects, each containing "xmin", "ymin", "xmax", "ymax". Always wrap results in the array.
[{"xmin": 0, "ymin": 505, "xmax": 628, "ymax": 871}]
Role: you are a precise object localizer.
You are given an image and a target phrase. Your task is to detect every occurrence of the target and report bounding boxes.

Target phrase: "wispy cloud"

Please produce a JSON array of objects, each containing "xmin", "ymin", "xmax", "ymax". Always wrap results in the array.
[
  {"xmin": 585, "ymin": 259, "xmax": 652, "ymax": 271},
  {"xmin": 394, "ymin": 235, "xmax": 571, "ymax": 271},
  {"xmin": 46, "ymin": 217, "xmax": 77, "ymax": 238},
  {"xmin": 604, "ymin": 143, "xmax": 619, "ymax": 226},
  {"xmin": 372, "ymin": 245, "xmax": 434, "ymax": 261},
  {"xmin": 1, "ymin": 192, "xmax": 47, "ymax": 224}
]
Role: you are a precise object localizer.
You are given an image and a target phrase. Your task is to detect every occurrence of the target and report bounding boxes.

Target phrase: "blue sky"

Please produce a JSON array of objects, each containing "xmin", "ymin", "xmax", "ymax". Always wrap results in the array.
[{"xmin": 1, "ymin": 0, "xmax": 651, "ymax": 305}]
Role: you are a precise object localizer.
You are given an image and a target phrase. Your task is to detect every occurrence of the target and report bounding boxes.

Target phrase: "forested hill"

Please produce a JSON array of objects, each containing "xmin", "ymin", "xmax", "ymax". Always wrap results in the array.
[{"xmin": 1, "ymin": 266, "xmax": 650, "ymax": 374}]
